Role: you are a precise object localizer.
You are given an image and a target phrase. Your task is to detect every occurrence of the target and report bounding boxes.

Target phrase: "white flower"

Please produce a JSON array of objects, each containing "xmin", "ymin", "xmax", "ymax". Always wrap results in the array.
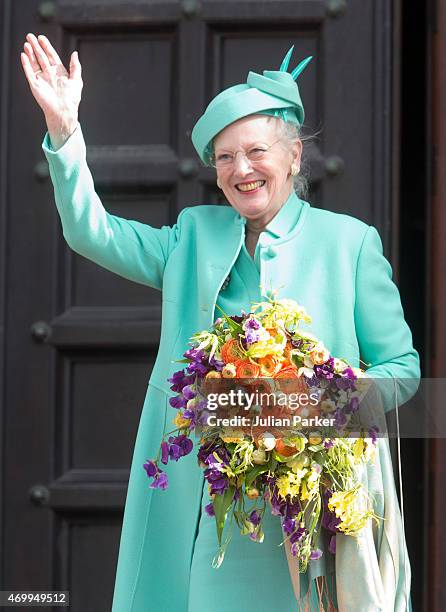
[{"xmin": 298, "ymin": 366, "xmax": 315, "ymax": 378}]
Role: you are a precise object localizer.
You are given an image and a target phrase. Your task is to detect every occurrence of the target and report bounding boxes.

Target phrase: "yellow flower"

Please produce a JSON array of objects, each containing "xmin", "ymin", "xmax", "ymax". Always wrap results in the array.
[
  {"xmin": 222, "ymin": 363, "xmax": 237, "ymax": 378},
  {"xmin": 300, "ymin": 467, "xmax": 321, "ymax": 501},
  {"xmin": 353, "ymin": 438, "xmax": 365, "ymax": 463},
  {"xmin": 308, "ymin": 343, "xmax": 330, "ymax": 365},
  {"xmin": 247, "ymin": 336, "xmax": 286, "ymax": 358},
  {"xmin": 276, "ymin": 469, "xmax": 307, "ymax": 500},
  {"xmin": 327, "ymin": 487, "xmax": 377, "ymax": 535},
  {"xmin": 205, "ymin": 370, "xmax": 222, "ymax": 379},
  {"xmin": 173, "ymin": 411, "xmax": 191, "ymax": 429}
]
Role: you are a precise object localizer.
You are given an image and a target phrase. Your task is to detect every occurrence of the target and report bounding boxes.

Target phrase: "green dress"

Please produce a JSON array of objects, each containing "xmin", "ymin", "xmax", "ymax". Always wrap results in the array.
[{"xmin": 188, "ymin": 196, "xmax": 337, "ymax": 610}]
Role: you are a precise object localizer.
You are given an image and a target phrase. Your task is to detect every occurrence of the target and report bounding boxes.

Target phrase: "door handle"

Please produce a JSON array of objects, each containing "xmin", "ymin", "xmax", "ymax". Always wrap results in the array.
[{"xmin": 29, "ymin": 484, "xmax": 50, "ymax": 506}]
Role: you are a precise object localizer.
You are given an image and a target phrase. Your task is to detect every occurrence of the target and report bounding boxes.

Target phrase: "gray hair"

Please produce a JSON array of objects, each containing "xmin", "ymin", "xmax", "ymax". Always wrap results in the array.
[{"xmin": 271, "ymin": 116, "xmax": 316, "ymax": 201}]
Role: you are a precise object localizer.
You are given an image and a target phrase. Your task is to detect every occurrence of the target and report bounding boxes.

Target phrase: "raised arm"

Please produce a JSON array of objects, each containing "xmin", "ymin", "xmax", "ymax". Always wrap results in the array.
[
  {"xmin": 354, "ymin": 225, "xmax": 421, "ymax": 411},
  {"xmin": 42, "ymin": 124, "xmax": 184, "ymax": 289},
  {"xmin": 21, "ymin": 33, "xmax": 183, "ymax": 290}
]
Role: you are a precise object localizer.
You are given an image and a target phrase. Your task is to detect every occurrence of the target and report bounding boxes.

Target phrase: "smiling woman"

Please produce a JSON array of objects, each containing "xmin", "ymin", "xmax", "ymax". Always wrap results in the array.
[
  {"xmin": 213, "ymin": 115, "xmax": 301, "ymax": 231},
  {"xmin": 21, "ymin": 34, "xmax": 419, "ymax": 612}
]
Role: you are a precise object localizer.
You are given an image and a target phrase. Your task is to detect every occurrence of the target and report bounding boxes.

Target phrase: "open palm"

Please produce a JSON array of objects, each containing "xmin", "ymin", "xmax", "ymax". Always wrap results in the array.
[{"xmin": 21, "ymin": 33, "xmax": 82, "ymax": 121}]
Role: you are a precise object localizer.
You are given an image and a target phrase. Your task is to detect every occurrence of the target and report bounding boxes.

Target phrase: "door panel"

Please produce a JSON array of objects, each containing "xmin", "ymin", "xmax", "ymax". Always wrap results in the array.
[{"xmin": 1, "ymin": 1, "xmax": 418, "ymax": 610}]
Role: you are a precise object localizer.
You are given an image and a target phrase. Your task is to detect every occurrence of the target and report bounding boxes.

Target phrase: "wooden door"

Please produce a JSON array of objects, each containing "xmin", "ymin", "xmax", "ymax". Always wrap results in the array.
[{"xmin": 1, "ymin": 1, "xmax": 425, "ymax": 610}]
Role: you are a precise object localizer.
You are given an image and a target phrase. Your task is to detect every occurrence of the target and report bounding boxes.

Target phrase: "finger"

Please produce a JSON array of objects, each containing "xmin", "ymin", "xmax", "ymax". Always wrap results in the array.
[
  {"xmin": 20, "ymin": 52, "xmax": 38, "ymax": 87},
  {"xmin": 37, "ymin": 34, "xmax": 62, "ymax": 66},
  {"xmin": 69, "ymin": 51, "xmax": 82, "ymax": 81},
  {"xmin": 25, "ymin": 33, "xmax": 51, "ymax": 71},
  {"xmin": 23, "ymin": 41, "xmax": 40, "ymax": 73}
]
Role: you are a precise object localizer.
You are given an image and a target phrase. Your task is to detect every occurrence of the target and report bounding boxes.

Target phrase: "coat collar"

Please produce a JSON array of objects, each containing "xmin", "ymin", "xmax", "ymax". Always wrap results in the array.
[
  {"xmin": 203, "ymin": 192, "xmax": 308, "ymax": 319},
  {"xmin": 263, "ymin": 190, "xmax": 304, "ymax": 238}
]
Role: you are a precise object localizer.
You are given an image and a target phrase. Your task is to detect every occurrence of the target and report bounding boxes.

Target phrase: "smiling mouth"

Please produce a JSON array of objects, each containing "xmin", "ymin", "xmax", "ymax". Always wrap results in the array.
[{"xmin": 235, "ymin": 180, "xmax": 266, "ymax": 192}]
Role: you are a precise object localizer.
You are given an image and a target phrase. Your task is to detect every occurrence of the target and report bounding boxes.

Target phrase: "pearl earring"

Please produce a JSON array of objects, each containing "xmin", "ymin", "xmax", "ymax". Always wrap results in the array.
[
  {"xmin": 217, "ymin": 179, "xmax": 222, "ymax": 189},
  {"xmin": 291, "ymin": 163, "xmax": 298, "ymax": 176}
]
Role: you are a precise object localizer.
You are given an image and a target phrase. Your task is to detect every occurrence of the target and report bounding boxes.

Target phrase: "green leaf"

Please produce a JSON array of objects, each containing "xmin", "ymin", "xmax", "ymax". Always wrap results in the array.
[
  {"xmin": 213, "ymin": 486, "xmax": 236, "ymax": 546},
  {"xmin": 269, "ymin": 458, "xmax": 278, "ymax": 471},
  {"xmin": 245, "ymin": 465, "xmax": 269, "ymax": 487},
  {"xmin": 214, "ymin": 304, "xmax": 244, "ymax": 335}
]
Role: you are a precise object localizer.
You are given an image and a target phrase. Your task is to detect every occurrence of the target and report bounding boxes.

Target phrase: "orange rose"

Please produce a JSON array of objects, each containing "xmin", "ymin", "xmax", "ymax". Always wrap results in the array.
[
  {"xmin": 220, "ymin": 338, "xmax": 244, "ymax": 364},
  {"xmin": 274, "ymin": 366, "xmax": 307, "ymax": 394},
  {"xmin": 275, "ymin": 438, "xmax": 299, "ymax": 457},
  {"xmin": 236, "ymin": 360, "xmax": 260, "ymax": 378},
  {"xmin": 273, "ymin": 365, "xmax": 299, "ymax": 379},
  {"xmin": 258, "ymin": 355, "xmax": 283, "ymax": 377}
]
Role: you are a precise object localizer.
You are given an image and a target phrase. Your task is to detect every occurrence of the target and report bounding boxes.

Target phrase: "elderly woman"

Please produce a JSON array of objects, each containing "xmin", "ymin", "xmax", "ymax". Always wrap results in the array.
[{"xmin": 21, "ymin": 33, "xmax": 419, "ymax": 612}]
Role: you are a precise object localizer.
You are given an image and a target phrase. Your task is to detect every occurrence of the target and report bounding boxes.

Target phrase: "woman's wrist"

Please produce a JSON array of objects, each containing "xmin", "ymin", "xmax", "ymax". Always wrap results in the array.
[{"xmin": 45, "ymin": 113, "xmax": 79, "ymax": 151}]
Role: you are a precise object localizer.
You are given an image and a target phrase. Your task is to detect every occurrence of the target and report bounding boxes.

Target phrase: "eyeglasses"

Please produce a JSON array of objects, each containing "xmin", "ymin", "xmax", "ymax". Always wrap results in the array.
[{"xmin": 209, "ymin": 139, "xmax": 282, "ymax": 168}]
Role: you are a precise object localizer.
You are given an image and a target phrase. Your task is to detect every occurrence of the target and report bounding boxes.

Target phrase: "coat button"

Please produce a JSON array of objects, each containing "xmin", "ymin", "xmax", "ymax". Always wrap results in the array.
[
  {"xmin": 262, "ymin": 246, "xmax": 278, "ymax": 259},
  {"xmin": 220, "ymin": 274, "xmax": 231, "ymax": 291}
]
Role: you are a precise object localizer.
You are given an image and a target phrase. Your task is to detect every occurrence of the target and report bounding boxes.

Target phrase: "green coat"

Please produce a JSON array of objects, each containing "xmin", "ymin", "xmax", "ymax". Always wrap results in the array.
[{"xmin": 42, "ymin": 123, "xmax": 420, "ymax": 611}]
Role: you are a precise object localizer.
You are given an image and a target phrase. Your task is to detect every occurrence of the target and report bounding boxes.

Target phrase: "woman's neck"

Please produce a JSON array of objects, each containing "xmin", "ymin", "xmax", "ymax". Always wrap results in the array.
[{"xmin": 243, "ymin": 190, "xmax": 293, "ymax": 233}]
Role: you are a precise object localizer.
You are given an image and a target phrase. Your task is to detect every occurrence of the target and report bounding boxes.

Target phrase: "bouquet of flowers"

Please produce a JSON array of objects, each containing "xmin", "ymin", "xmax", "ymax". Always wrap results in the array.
[{"xmin": 143, "ymin": 294, "xmax": 382, "ymax": 571}]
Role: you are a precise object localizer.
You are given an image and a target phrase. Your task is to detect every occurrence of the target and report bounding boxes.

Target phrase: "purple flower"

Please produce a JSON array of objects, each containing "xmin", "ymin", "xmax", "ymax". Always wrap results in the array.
[
  {"xmin": 310, "ymin": 548, "xmax": 323, "ymax": 560},
  {"xmin": 323, "ymin": 438, "xmax": 335, "ymax": 449},
  {"xmin": 205, "ymin": 471, "xmax": 229, "ymax": 495},
  {"xmin": 209, "ymin": 355, "xmax": 225, "ymax": 371},
  {"xmin": 183, "ymin": 408, "xmax": 197, "ymax": 429},
  {"xmin": 143, "ymin": 460, "xmax": 169, "ymax": 490},
  {"xmin": 249, "ymin": 529, "xmax": 263, "ymax": 542},
  {"xmin": 168, "ymin": 369, "xmax": 195, "ymax": 393},
  {"xmin": 150, "ymin": 472, "xmax": 168, "ymax": 490},
  {"xmin": 167, "ymin": 434, "xmax": 193, "ymax": 461},
  {"xmin": 369, "ymin": 425, "xmax": 380, "ymax": 444},
  {"xmin": 182, "ymin": 384, "xmax": 197, "ymax": 400},
  {"xmin": 230, "ymin": 313, "xmax": 246, "ymax": 324},
  {"xmin": 184, "ymin": 347, "xmax": 206, "ymax": 361},
  {"xmin": 205, "ymin": 502, "xmax": 215, "ymax": 517},
  {"xmin": 183, "ymin": 347, "xmax": 215, "ymax": 377},
  {"xmin": 187, "ymin": 360, "xmax": 209, "ymax": 376},
  {"xmin": 345, "ymin": 396, "xmax": 359, "ymax": 414},
  {"xmin": 282, "ymin": 517, "xmax": 296, "ymax": 534},
  {"xmin": 314, "ymin": 357, "xmax": 335, "ymax": 380},
  {"xmin": 341, "ymin": 366, "xmax": 357, "ymax": 381},
  {"xmin": 249, "ymin": 510, "xmax": 261, "ymax": 526},
  {"xmin": 335, "ymin": 376, "xmax": 355, "ymax": 391},
  {"xmin": 334, "ymin": 408, "xmax": 348, "ymax": 429},
  {"xmin": 143, "ymin": 460, "xmax": 158, "ymax": 478},
  {"xmin": 270, "ymin": 489, "xmax": 286, "ymax": 516},
  {"xmin": 243, "ymin": 317, "xmax": 262, "ymax": 345},
  {"xmin": 203, "ymin": 457, "xmax": 230, "ymax": 495},
  {"xmin": 198, "ymin": 441, "xmax": 230, "ymax": 467},
  {"xmin": 290, "ymin": 525, "xmax": 306, "ymax": 544},
  {"xmin": 161, "ymin": 441, "xmax": 169, "ymax": 465},
  {"xmin": 169, "ymin": 394, "xmax": 187, "ymax": 409}
]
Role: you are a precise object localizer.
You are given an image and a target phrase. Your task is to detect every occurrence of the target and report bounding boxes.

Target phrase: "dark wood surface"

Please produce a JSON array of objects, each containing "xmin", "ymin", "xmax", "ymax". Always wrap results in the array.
[{"xmin": 0, "ymin": 0, "xmax": 432, "ymax": 610}]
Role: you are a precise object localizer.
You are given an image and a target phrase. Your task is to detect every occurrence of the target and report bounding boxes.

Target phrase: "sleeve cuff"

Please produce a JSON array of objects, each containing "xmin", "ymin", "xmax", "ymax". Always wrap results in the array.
[
  {"xmin": 41, "ymin": 121, "xmax": 86, "ymax": 173},
  {"xmin": 41, "ymin": 121, "xmax": 84, "ymax": 154}
]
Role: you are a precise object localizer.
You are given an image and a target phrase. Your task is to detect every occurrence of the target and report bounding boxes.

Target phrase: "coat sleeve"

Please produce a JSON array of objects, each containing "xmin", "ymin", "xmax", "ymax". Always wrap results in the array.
[
  {"xmin": 354, "ymin": 225, "xmax": 421, "ymax": 411},
  {"xmin": 42, "ymin": 122, "xmax": 187, "ymax": 291}
]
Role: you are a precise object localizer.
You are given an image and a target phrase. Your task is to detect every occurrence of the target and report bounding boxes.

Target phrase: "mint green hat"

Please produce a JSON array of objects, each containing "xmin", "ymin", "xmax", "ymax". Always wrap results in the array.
[{"xmin": 191, "ymin": 46, "xmax": 312, "ymax": 165}]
